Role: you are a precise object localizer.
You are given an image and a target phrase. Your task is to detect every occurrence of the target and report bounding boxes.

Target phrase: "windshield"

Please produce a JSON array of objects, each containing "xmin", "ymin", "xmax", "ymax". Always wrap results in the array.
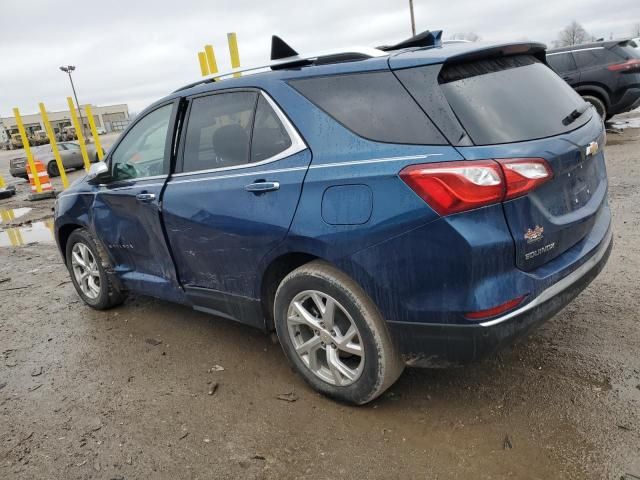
[{"xmin": 439, "ymin": 55, "xmax": 592, "ymax": 145}]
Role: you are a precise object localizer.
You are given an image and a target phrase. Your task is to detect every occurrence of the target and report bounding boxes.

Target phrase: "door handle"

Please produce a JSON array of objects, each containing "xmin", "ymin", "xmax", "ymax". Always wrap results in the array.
[
  {"xmin": 244, "ymin": 181, "xmax": 280, "ymax": 193},
  {"xmin": 136, "ymin": 192, "xmax": 156, "ymax": 202}
]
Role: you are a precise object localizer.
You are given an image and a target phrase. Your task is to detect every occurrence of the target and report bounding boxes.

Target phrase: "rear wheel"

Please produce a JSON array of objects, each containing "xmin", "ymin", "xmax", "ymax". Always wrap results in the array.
[
  {"xmin": 274, "ymin": 260, "xmax": 404, "ymax": 404},
  {"xmin": 582, "ymin": 95, "xmax": 607, "ymax": 120},
  {"xmin": 66, "ymin": 228, "xmax": 126, "ymax": 310},
  {"xmin": 47, "ymin": 161, "xmax": 59, "ymax": 178}
]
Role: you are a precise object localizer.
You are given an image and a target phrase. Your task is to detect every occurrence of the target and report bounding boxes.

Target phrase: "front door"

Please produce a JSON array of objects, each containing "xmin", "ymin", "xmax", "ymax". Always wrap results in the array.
[
  {"xmin": 92, "ymin": 101, "xmax": 184, "ymax": 303},
  {"xmin": 162, "ymin": 90, "xmax": 310, "ymax": 325}
]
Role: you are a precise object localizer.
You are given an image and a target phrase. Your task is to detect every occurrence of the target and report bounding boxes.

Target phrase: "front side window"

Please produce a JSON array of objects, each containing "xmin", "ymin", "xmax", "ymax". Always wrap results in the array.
[
  {"xmin": 110, "ymin": 104, "xmax": 172, "ymax": 181},
  {"xmin": 182, "ymin": 92, "xmax": 257, "ymax": 172}
]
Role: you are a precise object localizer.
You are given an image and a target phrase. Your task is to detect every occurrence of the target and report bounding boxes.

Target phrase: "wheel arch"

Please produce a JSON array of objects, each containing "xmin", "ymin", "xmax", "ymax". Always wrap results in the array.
[
  {"xmin": 57, "ymin": 223, "xmax": 83, "ymax": 262},
  {"xmin": 260, "ymin": 252, "xmax": 320, "ymax": 331},
  {"xmin": 575, "ymin": 85, "xmax": 610, "ymax": 108}
]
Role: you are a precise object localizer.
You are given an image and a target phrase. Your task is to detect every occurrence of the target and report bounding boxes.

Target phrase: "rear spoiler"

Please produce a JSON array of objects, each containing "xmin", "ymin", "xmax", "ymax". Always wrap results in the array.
[{"xmin": 444, "ymin": 42, "xmax": 548, "ymax": 65}]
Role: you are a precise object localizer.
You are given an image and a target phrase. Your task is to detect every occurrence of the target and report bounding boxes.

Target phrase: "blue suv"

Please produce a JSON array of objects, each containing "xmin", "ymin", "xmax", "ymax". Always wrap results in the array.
[{"xmin": 54, "ymin": 32, "xmax": 612, "ymax": 404}]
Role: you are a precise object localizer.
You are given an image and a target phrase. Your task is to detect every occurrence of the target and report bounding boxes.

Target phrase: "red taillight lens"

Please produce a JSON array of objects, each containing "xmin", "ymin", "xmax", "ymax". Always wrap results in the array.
[
  {"xmin": 497, "ymin": 158, "xmax": 553, "ymax": 200},
  {"xmin": 607, "ymin": 59, "xmax": 640, "ymax": 72},
  {"xmin": 464, "ymin": 295, "xmax": 526, "ymax": 320},
  {"xmin": 399, "ymin": 160, "xmax": 504, "ymax": 216},
  {"xmin": 400, "ymin": 158, "xmax": 552, "ymax": 215}
]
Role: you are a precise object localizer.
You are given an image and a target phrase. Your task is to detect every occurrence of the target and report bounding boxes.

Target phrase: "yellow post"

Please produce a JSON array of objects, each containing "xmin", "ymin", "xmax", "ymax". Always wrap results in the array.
[
  {"xmin": 84, "ymin": 105, "xmax": 104, "ymax": 161},
  {"xmin": 39, "ymin": 102, "xmax": 69, "ymax": 189},
  {"xmin": 198, "ymin": 51, "xmax": 209, "ymax": 76},
  {"xmin": 204, "ymin": 45, "xmax": 218, "ymax": 74},
  {"xmin": 13, "ymin": 108, "xmax": 42, "ymax": 193},
  {"xmin": 227, "ymin": 32, "xmax": 241, "ymax": 77},
  {"xmin": 0, "ymin": 176, "xmax": 5, "ymax": 188},
  {"xmin": 67, "ymin": 97, "xmax": 91, "ymax": 171}
]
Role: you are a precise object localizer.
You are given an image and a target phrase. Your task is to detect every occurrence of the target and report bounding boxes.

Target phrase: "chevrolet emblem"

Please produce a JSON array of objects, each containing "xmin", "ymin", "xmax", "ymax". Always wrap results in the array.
[{"xmin": 586, "ymin": 141, "xmax": 599, "ymax": 157}]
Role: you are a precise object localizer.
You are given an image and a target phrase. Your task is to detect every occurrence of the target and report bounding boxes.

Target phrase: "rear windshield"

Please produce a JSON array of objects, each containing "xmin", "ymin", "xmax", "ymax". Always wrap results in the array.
[
  {"xmin": 439, "ymin": 55, "xmax": 592, "ymax": 145},
  {"xmin": 612, "ymin": 43, "xmax": 640, "ymax": 59}
]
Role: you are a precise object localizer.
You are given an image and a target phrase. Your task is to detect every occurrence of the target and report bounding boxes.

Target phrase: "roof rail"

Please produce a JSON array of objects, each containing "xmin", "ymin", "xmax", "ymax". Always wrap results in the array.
[{"xmin": 174, "ymin": 44, "xmax": 386, "ymax": 93}]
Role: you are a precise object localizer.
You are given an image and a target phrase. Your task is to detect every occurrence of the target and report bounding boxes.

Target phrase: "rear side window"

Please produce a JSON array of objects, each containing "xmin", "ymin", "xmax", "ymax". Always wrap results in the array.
[
  {"xmin": 251, "ymin": 96, "xmax": 291, "ymax": 162},
  {"xmin": 182, "ymin": 92, "xmax": 257, "ymax": 172},
  {"xmin": 547, "ymin": 52, "xmax": 577, "ymax": 72},
  {"xmin": 572, "ymin": 48, "xmax": 621, "ymax": 68},
  {"xmin": 289, "ymin": 71, "xmax": 446, "ymax": 145},
  {"xmin": 439, "ymin": 55, "xmax": 592, "ymax": 145}
]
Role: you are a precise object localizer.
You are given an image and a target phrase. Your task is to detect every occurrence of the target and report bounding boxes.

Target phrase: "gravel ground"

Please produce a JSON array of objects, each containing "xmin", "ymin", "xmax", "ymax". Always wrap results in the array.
[{"xmin": 0, "ymin": 124, "xmax": 638, "ymax": 479}]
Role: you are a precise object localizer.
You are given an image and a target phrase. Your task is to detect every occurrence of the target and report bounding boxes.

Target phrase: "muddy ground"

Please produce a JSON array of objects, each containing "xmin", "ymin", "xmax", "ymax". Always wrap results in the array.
[{"xmin": 0, "ymin": 124, "xmax": 639, "ymax": 479}]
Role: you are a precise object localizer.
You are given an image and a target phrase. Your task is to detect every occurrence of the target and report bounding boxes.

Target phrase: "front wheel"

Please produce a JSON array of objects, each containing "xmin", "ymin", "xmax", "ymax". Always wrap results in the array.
[
  {"xmin": 66, "ymin": 228, "xmax": 126, "ymax": 310},
  {"xmin": 274, "ymin": 261, "xmax": 404, "ymax": 405}
]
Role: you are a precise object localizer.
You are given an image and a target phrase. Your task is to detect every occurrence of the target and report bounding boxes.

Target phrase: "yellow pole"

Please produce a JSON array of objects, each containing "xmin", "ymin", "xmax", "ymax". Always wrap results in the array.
[
  {"xmin": 39, "ymin": 102, "xmax": 69, "ymax": 189},
  {"xmin": 204, "ymin": 45, "xmax": 218, "ymax": 74},
  {"xmin": 0, "ymin": 176, "xmax": 5, "ymax": 188},
  {"xmin": 84, "ymin": 105, "xmax": 104, "ymax": 160},
  {"xmin": 67, "ymin": 97, "xmax": 91, "ymax": 171},
  {"xmin": 198, "ymin": 51, "xmax": 209, "ymax": 76},
  {"xmin": 227, "ymin": 32, "xmax": 241, "ymax": 77},
  {"xmin": 13, "ymin": 108, "xmax": 42, "ymax": 193}
]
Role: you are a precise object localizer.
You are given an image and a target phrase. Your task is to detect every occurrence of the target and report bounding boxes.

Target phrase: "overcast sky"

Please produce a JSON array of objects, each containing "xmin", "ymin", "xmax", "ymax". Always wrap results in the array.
[{"xmin": 1, "ymin": 0, "xmax": 638, "ymax": 117}]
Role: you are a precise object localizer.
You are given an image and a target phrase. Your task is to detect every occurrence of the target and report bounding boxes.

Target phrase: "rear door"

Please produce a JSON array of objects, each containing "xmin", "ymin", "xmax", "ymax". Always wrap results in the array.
[
  {"xmin": 92, "ymin": 101, "xmax": 183, "ymax": 301},
  {"xmin": 162, "ymin": 89, "xmax": 310, "ymax": 324}
]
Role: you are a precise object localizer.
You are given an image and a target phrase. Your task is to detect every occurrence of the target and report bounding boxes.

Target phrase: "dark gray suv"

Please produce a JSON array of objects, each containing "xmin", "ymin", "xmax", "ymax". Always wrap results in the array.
[{"xmin": 547, "ymin": 40, "xmax": 640, "ymax": 120}]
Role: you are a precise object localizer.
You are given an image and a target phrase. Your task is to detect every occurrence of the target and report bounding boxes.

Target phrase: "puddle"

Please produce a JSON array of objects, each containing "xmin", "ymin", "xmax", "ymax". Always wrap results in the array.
[
  {"xmin": 0, "ymin": 207, "xmax": 32, "ymax": 224},
  {"xmin": 0, "ymin": 220, "xmax": 55, "ymax": 247}
]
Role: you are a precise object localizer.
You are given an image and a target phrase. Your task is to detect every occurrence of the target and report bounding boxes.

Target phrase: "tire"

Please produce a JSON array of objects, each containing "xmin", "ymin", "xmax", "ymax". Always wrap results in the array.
[
  {"xmin": 582, "ymin": 95, "xmax": 607, "ymax": 120},
  {"xmin": 47, "ymin": 161, "xmax": 59, "ymax": 178},
  {"xmin": 274, "ymin": 260, "xmax": 404, "ymax": 405},
  {"xmin": 65, "ymin": 228, "xmax": 126, "ymax": 310}
]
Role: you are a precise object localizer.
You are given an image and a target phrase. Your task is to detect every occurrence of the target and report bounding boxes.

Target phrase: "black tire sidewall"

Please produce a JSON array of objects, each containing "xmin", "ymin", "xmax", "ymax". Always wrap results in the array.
[
  {"xmin": 47, "ymin": 161, "xmax": 59, "ymax": 178},
  {"xmin": 583, "ymin": 95, "xmax": 607, "ymax": 120},
  {"xmin": 65, "ymin": 229, "xmax": 112, "ymax": 309},
  {"xmin": 274, "ymin": 269, "xmax": 387, "ymax": 404}
]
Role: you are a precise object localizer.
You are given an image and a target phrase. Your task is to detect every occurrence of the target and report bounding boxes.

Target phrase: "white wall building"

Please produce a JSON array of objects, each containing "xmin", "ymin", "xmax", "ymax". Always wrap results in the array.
[{"xmin": 0, "ymin": 103, "xmax": 130, "ymax": 136}]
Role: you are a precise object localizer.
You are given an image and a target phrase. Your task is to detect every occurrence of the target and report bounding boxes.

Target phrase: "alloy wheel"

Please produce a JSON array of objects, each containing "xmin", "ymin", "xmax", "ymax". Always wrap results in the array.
[
  {"xmin": 286, "ymin": 290, "xmax": 365, "ymax": 386},
  {"xmin": 71, "ymin": 242, "xmax": 101, "ymax": 299}
]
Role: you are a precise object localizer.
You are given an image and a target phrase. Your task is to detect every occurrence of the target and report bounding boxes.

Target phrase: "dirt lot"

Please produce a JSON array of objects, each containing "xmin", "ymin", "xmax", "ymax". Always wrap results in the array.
[{"xmin": 0, "ymin": 123, "xmax": 639, "ymax": 479}]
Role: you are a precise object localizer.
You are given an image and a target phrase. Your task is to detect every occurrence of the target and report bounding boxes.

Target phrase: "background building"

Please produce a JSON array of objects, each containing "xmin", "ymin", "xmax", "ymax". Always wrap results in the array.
[{"xmin": 0, "ymin": 103, "xmax": 130, "ymax": 137}]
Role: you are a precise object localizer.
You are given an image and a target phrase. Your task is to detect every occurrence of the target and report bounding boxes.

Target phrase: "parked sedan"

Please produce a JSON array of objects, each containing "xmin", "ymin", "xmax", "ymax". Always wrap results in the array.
[{"xmin": 9, "ymin": 142, "xmax": 99, "ymax": 179}]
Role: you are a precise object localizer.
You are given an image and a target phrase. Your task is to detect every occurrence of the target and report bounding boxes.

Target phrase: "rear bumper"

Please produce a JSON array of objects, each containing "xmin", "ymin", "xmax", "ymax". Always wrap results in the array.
[{"xmin": 388, "ymin": 228, "xmax": 613, "ymax": 367}]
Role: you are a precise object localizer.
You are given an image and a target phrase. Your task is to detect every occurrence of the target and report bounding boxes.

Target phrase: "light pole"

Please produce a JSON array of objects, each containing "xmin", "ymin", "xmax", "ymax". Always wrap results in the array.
[
  {"xmin": 409, "ymin": 0, "xmax": 416, "ymax": 36},
  {"xmin": 59, "ymin": 65, "xmax": 88, "ymax": 139}
]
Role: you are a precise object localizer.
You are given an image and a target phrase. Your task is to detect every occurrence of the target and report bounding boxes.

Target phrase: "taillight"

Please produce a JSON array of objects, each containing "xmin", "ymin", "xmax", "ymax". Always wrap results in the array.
[
  {"xmin": 399, "ymin": 160, "xmax": 504, "ymax": 216},
  {"xmin": 607, "ymin": 59, "xmax": 640, "ymax": 72},
  {"xmin": 497, "ymin": 158, "xmax": 553, "ymax": 200},
  {"xmin": 400, "ymin": 158, "xmax": 552, "ymax": 215}
]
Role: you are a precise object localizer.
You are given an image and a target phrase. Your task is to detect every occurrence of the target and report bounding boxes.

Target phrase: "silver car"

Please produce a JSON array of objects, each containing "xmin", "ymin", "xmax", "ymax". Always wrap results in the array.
[{"xmin": 9, "ymin": 142, "xmax": 99, "ymax": 179}]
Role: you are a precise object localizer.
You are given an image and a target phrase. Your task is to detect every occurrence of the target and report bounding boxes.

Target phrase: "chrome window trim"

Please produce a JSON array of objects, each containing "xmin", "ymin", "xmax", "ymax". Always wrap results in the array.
[
  {"xmin": 547, "ymin": 47, "xmax": 604, "ymax": 56},
  {"xmin": 171, "ymin": 91, "xmax": 307, "ymax": 179},
  {"xmin": 479, "ymin": 227, "xmax": 613, "ymax": 327},
  {"xmin": 166, "ymin": 154, "xmax": 441, "ymax": 185}
]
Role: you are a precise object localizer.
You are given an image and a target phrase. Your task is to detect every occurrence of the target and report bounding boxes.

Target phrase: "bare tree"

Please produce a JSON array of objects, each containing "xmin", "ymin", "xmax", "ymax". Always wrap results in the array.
[
  {"xmin": 556, "ymin": 21, "xmax": 592, "ymax": 47},
  {"xmin": 450, "ymin": 32, "xmax": 481, "ymax": 42}
]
